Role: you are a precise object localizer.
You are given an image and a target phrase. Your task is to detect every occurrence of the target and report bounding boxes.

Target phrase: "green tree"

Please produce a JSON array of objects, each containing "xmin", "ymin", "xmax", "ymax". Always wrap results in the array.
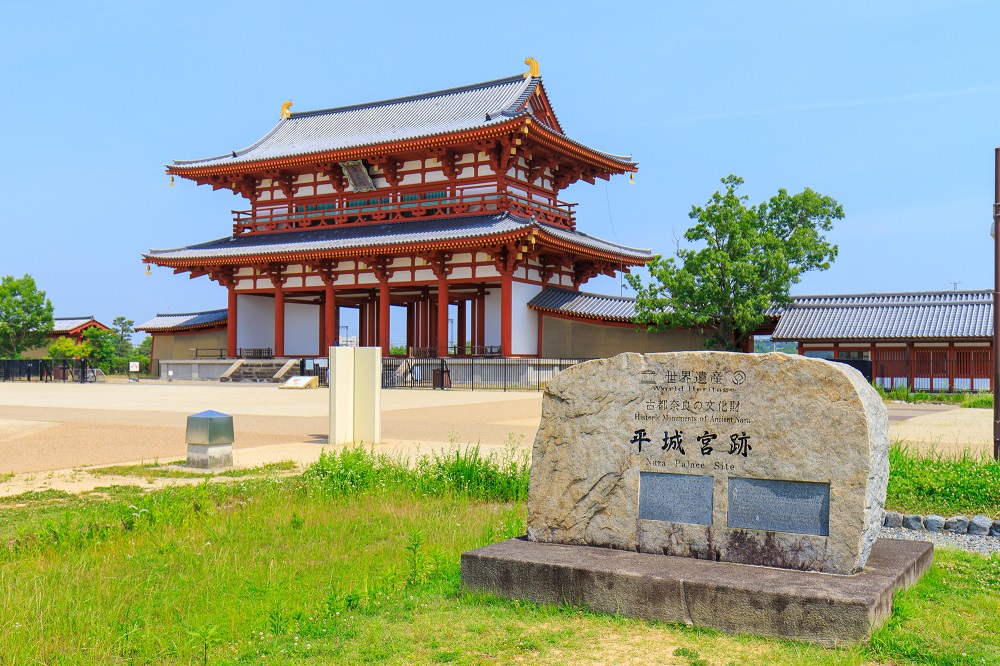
[
  {"xmin": 48, "ymin": 336, "xmax": 93, "ymax": 360},
  {"xmin": 136, "ymin": 335, "xmax": 152, "ymax": 358},
  {"xmin": 82, "ymin": 327, "xmax": 117, "ymax": 364},
  {"xmin": 626, "ymin": 175, "xmax": 841, "ymax": 351},
  {"xmin": 111, "ymin": 316, "xmax": 135, "ymax": 356},
  {"xmin": 0, "ymin": 274, "xmax": 55, "ymax": 358}
]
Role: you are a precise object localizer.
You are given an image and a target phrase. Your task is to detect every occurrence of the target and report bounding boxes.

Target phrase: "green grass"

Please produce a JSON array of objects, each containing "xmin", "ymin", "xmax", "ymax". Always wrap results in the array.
[
  {"xmin": 887, "ymin": 443, "xmax": 1000, "ymax": 517},
  {"xmin": 87, "ymin": 460, "xmax": 299, "ymax": 480},
  {"xmin": 875, "ymin": 385, "xmax": 993, "ymax": 409},
  {"xmin": 0, "ymin": 446, "xmax": 996, "ymax": 664}
]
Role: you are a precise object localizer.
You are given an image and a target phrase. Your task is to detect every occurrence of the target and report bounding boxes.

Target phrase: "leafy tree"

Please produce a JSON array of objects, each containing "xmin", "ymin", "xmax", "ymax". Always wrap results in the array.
[
  {"xmin": 626, "ymin": 175, "xmax": 841, "ymax": 351},
  {"xmin": 112, "ymin": 316, "xmax": 135, "ymax": 356},
  {"xmin": 136, "ymin": 335, "xmax": 152, "ymax": 358},
  {"xmin": 0, "ymin": 274, "xmax": 54, "ymax": 357},
  {"xmin": 82, "ymin": 327, "xmax": 117, "ymax": 364},
  {"xmin": 48, "ymin": 336, "xmax": 93, "ymax": 360}
]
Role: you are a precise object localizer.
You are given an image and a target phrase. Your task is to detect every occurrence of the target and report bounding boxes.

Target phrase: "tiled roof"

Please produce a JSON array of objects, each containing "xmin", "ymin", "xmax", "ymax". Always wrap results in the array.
[
  {"xmin": 145, "ymin": 213, "xmax": 651, "ymax": 262},
  {"xmin": 170, "ymin": 75, "xmax": 634, "ymax": 170},
  {"xmin": 137, "ymin": 309, "xmax": 228, "ymax": 333},
  {"xmin": 52, "ymin": 317, "xmax": 102, "ymax": 333},
  {"xmin": 771, "ymin": 290, "xmax": 993, "ymax": 341},
  {"xmin": 528, "ymin": 286, "xmax": 638, "ymax": 322}
]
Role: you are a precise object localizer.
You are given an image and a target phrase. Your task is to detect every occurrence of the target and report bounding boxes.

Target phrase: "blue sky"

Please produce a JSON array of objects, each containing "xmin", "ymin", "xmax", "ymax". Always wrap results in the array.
[{"xmin": 2, "ymin": 1, "xmax": 997, "ymax": 336}]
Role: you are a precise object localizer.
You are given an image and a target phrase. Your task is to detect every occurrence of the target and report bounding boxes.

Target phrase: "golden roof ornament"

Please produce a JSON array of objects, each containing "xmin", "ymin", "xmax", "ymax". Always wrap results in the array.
[
  {"xmin": 280, "ymin": 100, "xmax": 293, "ymax": 119},
  {"xmin": 523, "ymin": 57, "xmax": 539, "ymax": 78}
]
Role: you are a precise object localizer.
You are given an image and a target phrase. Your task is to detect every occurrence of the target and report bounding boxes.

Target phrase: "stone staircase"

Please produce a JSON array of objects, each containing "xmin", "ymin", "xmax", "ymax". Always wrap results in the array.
[{"xmin": 220, "ymin": 359, "xmax": 297, "ymax": 383}]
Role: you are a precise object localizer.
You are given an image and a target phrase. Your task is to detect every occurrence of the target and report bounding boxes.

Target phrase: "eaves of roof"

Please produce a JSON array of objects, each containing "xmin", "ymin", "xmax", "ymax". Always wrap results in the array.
[
  {"xmin": 143, "ymin": 214, "xmax": 652, "ymax": 266},
  {"xmin": 137, "ymin": 309, "xmax": 228, "ymax": 333},
  {"xmin": 528, "ymin": 286, "xmax": 638, "ymax": 322},
  {"xmin": 166, "ymin": 75, "xmax": 635, "ymax": 176}
]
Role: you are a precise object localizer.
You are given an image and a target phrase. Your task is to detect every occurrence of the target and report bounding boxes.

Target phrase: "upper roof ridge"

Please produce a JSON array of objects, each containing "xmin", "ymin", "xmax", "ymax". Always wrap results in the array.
[{"xmin": 290, "ymin": 74, "xmax": 530, "ymax": 119}]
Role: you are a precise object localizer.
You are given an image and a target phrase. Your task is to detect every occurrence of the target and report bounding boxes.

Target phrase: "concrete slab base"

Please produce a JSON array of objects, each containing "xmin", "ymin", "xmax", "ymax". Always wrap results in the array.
[
  {"xmin": 186, "ymin": 443, "xmax": 233, "ymax": 469},
  {"xmin": 461, "ymin": 537, "xmax": 933, "ymax": 646}
]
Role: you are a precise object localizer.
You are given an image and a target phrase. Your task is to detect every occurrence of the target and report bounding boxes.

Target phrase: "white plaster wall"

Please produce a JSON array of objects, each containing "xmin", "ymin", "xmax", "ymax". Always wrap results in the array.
[
  {"xmin": 237, "ymin": 294, "xmax": 275, "ymax": 350},
  {"xmin": 285, "ymin": 302, "xmax": 320, "ymax": 356},
  {"xmin": 451, "ymin": 267, "xmax": 472, "ymax": 279},
  {"xmin": 483, "ymin": 288, "xmax": 501, "ymax": 347},
  {"xmin": 511, "ymin": 281, "xmax": 542, "ymax": 356}
]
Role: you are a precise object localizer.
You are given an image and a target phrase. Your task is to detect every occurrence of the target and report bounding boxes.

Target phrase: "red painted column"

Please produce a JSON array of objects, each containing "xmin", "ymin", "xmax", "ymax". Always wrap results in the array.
[
  {"xmin": 379, "ymin": 279, "xmax": 390, "ymax": 356},
  {"xmin": 368, "ymin": 293, "xmax": 377, "ymax": 348},
  {"xmin": 324, "ymin": 285, "xmax": 337, "ymax": 352},
  {"xmin": 274, "ymin": 288, "xmax": 285, "ymax": 357},
  {"xmin": 476, "ymin": 289, "xmax": 486, "ymax": 353},
  {"xmin": 469, "ymin": 296, "xmax": 478, "ymax": 349},
  {"xmin": 405, "ymin": 303, "xmax": 414, "ymax": 354},
  {"xmin": 457, "ymin": 299, "xmax": 467, "ymax": 355},
  {"xmin": 437, "ymin": 276, "xmax": 449, "ymax": 357},
  {"xmin": 500, "ymin": 273, "xmax": 513, "ymax": 356},
  {"xmin": 227, "ymin": 285, "xmax": 237, "ymax": 358},
  {"xmin": 358, "ymin": 301, "xmax": 368, "ymax": 347}
]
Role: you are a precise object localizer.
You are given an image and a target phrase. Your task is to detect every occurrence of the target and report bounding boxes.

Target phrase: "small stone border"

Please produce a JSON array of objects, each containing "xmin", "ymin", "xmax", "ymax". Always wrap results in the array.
[{"xmin": 884, "ymin": 511, "xmax": 1000, "ymax": 536}]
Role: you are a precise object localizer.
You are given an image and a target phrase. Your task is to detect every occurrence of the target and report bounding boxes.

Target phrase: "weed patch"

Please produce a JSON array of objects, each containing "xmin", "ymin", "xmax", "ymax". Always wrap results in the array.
[{"xmin": 887, "ymin": 442, "xmax": 1000, "ymax": 516}]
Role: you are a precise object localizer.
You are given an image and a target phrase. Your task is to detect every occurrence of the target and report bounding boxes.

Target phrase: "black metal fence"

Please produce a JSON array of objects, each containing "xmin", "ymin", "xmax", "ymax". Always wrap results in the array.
[
  {"xmin": 1, "ymin": 359, "xmax": 95, "ymax": 382},
  {"xmin": 381, "ymin": 357, "xmax": 592, "ymax": 391},
  {"xmin": 1, "ymin": 358, "xmax": 149, "ymax": 381}
]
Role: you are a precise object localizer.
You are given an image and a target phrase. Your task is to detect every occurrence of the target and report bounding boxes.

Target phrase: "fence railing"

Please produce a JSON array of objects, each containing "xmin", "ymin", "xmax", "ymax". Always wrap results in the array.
[
  {"xmin": 192, "ymin": 348, "xmax": 274, "ymax": 359},
  {"xmin": 233, "ymin": 191, "xmax": 576, "ymax": 235},
  {"xmin": 1, "ymin": 359, "xmax": 149, "ymax": 381},
  {"xmin": 868, "ymin": 358, "xmax": 992, "ymax": 392},
  {"xmin": 408, "ymin": 345, "xmax": 502, "ymax": 358},
  {"xmin": 381, "ymin": 357, "xmax": 592, "ymax": 391}
]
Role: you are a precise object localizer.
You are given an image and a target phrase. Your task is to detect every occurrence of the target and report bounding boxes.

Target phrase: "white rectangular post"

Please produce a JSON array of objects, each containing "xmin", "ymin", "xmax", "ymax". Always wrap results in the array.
[
  {"xmin": 353, "ymin": 347, "xmax": 382, "ymax": 444},
  {"xmin": 329, "ymin": 346, "xmax": 355, "ymax": 445}
]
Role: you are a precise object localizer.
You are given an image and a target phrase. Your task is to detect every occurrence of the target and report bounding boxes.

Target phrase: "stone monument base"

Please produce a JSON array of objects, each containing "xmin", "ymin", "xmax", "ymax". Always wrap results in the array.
[{"xmin": 461, "ymin": 537, "xmax": 932, "ymax": 646}]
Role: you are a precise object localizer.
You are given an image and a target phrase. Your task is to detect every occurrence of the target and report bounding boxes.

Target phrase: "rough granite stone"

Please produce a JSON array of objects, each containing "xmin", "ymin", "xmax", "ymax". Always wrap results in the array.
[
  {"xmin": 991, "ymin": 520, "xmax": 1000, "ymax": 537},
  {"xmin": 527, "ymin": 352, "xmax": 889, "ymax": 575},
  {"xmin": 945, "ymin": 515, "xmax": 970, "ymax": 534},
  {"xmin": 903, "ymin": 514, "xmax": 925, "ymax": 531},
  {"xmin": 924, "ymin": 514, "xmax": 946, "ymax": 532},
  {"xmin": 884, "ymin": 511, "xmax": 903, "ymax": 528},
  {"xmin": 968, "ymin": 514, "xmax": 993, "ymax": 536}
]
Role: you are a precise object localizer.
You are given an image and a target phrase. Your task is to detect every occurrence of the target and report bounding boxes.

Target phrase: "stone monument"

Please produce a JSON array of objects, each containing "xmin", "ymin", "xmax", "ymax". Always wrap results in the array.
[{"xmin": 462, "ymin": 352, "xmax": 933, "ymax": 644}]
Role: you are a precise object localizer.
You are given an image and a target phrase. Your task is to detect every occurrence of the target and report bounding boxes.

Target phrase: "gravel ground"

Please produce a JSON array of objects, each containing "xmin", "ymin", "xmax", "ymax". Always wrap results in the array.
[{"xmin": 881, "ymin": 527, "xmax": 1000, "ymax": 556}]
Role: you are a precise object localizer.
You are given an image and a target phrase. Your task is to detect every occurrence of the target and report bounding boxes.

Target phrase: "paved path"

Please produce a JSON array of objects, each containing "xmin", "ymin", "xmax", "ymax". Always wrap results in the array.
[
  {"xmin": 0, "ymin": 382, "xmax": 992, "ymax": 498},
  {"xmin": 0, "ymin": 382, "xmax": 542, "ymax": 476}
]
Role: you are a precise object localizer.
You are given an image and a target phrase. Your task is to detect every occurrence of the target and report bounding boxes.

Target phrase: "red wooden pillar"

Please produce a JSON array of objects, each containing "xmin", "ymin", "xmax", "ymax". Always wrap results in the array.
[
  {"xmin": 227, "ymin": 285, "xmax": 237, "ymax": 358},
  {"xmin": 437, "ymin": 276, "xmax": 449, "ymax": 357},
  {"xmin": 500, "ymin": 273, "xmax": 513, "ymax": 356},
  {"xmin": 274, "ymin": 288, "xmax": 285, "ymax": 357},
  {"xmin": 476, "ymin": 288, "xmax": 486, "ymax": 353},
  {"xmin": 318, "ymin": 300, "xmax": 325, "ymax": 357},
  {"xmin": 358, "ymin": 301, "xmax": 368, "ymax": 347},
  {"xmin": 907, "ymin": 342, "xmax": 915, "ymax": 391},
  {"xmin": 947, "ymin": 342, "xmax": 956, "ymax": 392},
  {"xmin": 368, "ymin": 293, "xmax": 377, "ymax": 348},
  {"xmin": 457, "ymin": 299, "xmax": 467, "ymax": 355},
  {"xmin": 429, "ymin": 300, "xmax": 437, "ymax": 351},
  {"xmin": 378, "ymin": 279, "xmax": 390, "ymax": 356},
  {"xmin": 470, "ymin": 295, "xmax": 478, "ymax": 349},
  {"xmin": 405, "ymin": 303, "xmax": 414, "ymax": 354},
  {"xmin": 324, "ymin": 285, "xmax": 337, "ymax": 352}
]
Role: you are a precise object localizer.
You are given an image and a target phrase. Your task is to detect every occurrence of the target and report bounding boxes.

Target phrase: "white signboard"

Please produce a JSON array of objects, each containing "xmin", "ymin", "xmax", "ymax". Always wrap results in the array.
[{"xmin": 129, "ymin": 361, "xmax": 140, "ymax": 373}]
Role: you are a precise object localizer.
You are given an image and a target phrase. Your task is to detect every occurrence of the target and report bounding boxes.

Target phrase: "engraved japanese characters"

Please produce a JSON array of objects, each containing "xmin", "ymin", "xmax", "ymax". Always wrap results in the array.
[{"xmin": 526, "ymin": 352, "xmax": 889, "ymax": 574}]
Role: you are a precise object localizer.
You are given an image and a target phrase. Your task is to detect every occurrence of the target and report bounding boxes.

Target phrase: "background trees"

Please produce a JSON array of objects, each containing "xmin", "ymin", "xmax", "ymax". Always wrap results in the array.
[
  {"xmin": 626, "ymin": 175, "xmax": 841, "ymax": 351},
  {"xmin": 0, "ymin": 274, "xmax": 54, "ymax": 357}
]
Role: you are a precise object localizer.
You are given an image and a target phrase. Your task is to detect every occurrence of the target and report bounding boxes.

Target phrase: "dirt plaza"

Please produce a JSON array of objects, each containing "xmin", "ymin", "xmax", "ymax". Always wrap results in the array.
[{"xmin": 0, "ymin": 380, "xmax": 989, "ymax": 494}]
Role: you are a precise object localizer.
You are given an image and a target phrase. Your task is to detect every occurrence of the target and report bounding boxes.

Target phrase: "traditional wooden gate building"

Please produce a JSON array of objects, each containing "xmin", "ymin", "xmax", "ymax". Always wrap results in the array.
[{"xmin": 144, "ymin": 61, "xmax": 650, "ymax": 358}]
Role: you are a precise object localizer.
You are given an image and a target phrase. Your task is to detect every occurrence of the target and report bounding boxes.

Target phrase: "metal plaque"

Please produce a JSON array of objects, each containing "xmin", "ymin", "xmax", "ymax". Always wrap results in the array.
[
  {"xmin": 728, "ymin": 478, "xmax": 830, "ymax": 536},
  {"xmin": 639, "ymin": 472, "xmax": 714, "ymax": 525}
]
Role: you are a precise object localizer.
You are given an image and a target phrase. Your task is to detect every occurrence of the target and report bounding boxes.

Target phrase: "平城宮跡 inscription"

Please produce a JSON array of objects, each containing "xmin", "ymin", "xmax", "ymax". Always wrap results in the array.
[{"xmin": 526, "ymin": 351, "xmax": 889, "ymax": 574}]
